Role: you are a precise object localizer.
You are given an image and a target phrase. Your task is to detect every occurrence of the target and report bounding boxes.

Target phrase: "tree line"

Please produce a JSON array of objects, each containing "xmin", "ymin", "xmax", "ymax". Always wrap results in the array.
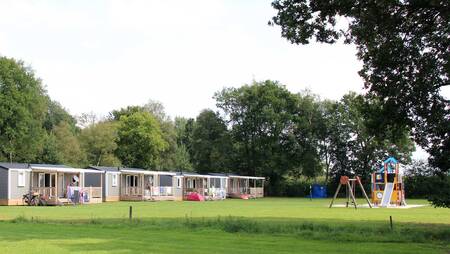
[
  {"xmin": 2, "ymin": 0, "xmax": 447, "ymax": 206},
  {"xmin": 0, "ymin": 56, "xmax": 415, "ymax": 196},
  {"xmin": 269, "ymin": 0, "xmax": 449, "ymax": 206}
]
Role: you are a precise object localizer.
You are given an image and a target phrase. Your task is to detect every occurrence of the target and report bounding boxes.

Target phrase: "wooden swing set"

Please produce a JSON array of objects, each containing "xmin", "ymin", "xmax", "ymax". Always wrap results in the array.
[{"xmin": 329, "ymin": 176, "xmax": 372, "ymax": 209}]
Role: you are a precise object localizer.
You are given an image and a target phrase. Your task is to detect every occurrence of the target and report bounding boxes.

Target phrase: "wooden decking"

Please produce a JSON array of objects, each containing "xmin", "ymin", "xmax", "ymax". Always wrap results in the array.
[
  {"xmin": 32, "ymin": 186, "xmax": 102, "ymax": 205},
  {"xmin": 120, "ymin": 186, "xmax": 176, "ymax": 201}
]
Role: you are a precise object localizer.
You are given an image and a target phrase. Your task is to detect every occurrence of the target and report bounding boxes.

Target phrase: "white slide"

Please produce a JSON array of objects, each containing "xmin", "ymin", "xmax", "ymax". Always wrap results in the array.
[{"xmin": 381, "ymin": 183, "xmax": 394, "ymax": 207}]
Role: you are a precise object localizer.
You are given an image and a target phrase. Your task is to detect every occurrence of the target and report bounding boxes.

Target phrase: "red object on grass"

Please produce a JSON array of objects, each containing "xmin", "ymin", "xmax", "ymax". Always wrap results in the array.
[
  {"xmin": 240, "ymin": 194, "xmax": 249, "ymax": 200},
  {"xmin": 187, "ymin": 192, "xmax": 205, "ymax": 201}
]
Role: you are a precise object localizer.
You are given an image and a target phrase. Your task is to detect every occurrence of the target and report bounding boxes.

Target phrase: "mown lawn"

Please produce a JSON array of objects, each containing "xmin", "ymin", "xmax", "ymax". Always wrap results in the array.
[{"xmin": 0, "ymin": 198, "xmax": 448, "ymax": 253}]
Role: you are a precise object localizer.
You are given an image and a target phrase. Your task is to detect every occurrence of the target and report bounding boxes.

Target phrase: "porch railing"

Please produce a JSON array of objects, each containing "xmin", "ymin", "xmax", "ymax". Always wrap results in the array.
[
  {"xmin": 250, "ymin": 187, "xmax": 264, "ymax": 197},
  {"xmin": 122, "ymin": 187, "xmax": 143, "ymax": 196},
  {"xmin": 87, "ymin": 187, "xmax": 102, "ymax": 199},
  {"xmin": 32, "ymin": 187, "xmax": 56, "ymax": 198},
  {"xmin": 149, "ymin": 186, "xmax": 173, "ymax": 196},
  {"xmin": 184, "ymin": 187, "xmax": 205, "ymax": 196},
  {"xmin": 206, "ymin": 187, "xmax": 227, "ymax": 199}
]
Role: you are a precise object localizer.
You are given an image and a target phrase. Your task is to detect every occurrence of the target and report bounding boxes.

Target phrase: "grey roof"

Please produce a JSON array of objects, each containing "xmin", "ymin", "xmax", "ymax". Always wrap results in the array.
[
  {"xmin": 208, "ymin": 173, "xmax": 228, "ymax": 177},
  {"xmin": 0, "ymin": 162, "xmax": 30, "ymax": 170},
  {"xmin": 176, "ymin": 172, "xmax": 210, "ymax": 177},
  {"xmin": 29, "ymin": 164, "xmax": 70, "ymax": 168},
  {"xmin": 120, "ymin": 167, "xmax": 147, "ymax": 172},
  {"xmin": 88, "ymin": 166, "xmax": 120, "ymax": 172},
  {"xmin": 227, "ymin": 173, "xmax": 241, "ymax": 177}
]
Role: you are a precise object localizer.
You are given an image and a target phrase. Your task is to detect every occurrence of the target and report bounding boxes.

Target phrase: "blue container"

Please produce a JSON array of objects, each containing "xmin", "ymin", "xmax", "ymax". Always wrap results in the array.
[{"xmin": 310, "ymin": 184, "xmax": 327, "ymax": 198}]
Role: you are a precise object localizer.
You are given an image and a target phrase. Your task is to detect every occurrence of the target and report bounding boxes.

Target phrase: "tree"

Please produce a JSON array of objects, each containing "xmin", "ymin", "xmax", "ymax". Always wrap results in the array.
[
  {"xmin": 403, "ymin": 159, "xmax": 450, "ymax": 207},
  {"xmin": 404, "ymin": 159, "xmax": 439, "ymax": 177},
  {"xmin": 115, "ymin": 112, "xmax": 167, "ymax": 169},
  {"xmin": 110, "ymin": 102, "xmax": 193, "ymax": 170},
  {"xmin": 315, "ymin": 99, "xmax": 337, "ymax": 183},
  {"xmin": 38, "ymin": 132, "xmax": 62, "ymax": 164},
  {"xmin": 288, "ymin": 91, "xmax": 324, "ymax": 179},
  {"xmin": 270, "ymin": 0, "xmax": 449, "ymax": 205},
  {"xmin": 323, "ymin": 93, "xmax": 414, "ymax": 183},
  {"xmin": 178, "ymin": 118, "xmax": 195, "ymax": 159},
  {"xmin": 109, "ymin": 106, "xmax": 144, "ymax": 121},
  {"xmin": 79, "ymin": 121, "xmax": 120, "ymax": 167},
  {"xmin": 76, "ymin": 112, "xmax": 100, "ymax": 129},
  {"xmin": 189, "ymin": 109, "xmax": 232, "ymax": 173},
  {"xmin": 170, "ymin": 144, "xmax": 194, "ymax": 171},
  {"xmin": 53, "ymin": 121, "xmax": 87, "ymax": 167},
  {"xmin": 44, "ymin": 99, "xmax": 77, "ymax": 133},
  {"xmin": 0, "ymin": 57, "xmax": 48, "ymax": 162},
  {"xmin": 172, "ymin": 117, "xmax": 194, "ymax": 171},
  {"xmin": 143, "ymin": 99, "xmax": 170, "ymax": 122},
  {"xmin": 215, "ymin": 80, "xmax": 312, "ymax": 194}
]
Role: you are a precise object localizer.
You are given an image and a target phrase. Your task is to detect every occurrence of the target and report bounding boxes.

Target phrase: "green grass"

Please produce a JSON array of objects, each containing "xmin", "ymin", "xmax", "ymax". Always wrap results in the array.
[{"xmin": 0, "ymin": 198, "xmax": 449, "ymax": 253}]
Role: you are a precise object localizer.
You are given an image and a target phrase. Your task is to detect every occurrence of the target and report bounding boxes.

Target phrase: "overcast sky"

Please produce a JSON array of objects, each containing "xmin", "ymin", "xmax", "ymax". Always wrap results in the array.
[{"xmin": 1, "ymin": 0, "xmax": 442, "ymax": 159}]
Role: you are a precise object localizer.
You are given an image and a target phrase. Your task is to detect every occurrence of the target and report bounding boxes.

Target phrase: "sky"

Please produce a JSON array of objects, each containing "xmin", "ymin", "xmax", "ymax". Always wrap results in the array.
[{"xmin": 0, "ymin": 0, "xmax": 441, "ymax": 159}]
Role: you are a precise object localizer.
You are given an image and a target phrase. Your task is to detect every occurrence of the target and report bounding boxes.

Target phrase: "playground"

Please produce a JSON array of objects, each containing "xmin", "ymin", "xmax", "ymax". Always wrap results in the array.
[
  {"xmin": 329, "ymin": 157, "xmax": 409, "ymax": 209},
  {"xmin": 0, "ymin": 198, "xmax": 449, "ymax": 254}
]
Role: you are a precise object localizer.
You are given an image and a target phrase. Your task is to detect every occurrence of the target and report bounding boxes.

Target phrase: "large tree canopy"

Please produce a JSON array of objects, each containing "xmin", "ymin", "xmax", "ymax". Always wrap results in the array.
[
  {"xmin": 270, "ymin": 0, "xmax": 449, "ymax": 205},
  {"xmin": 321, "ymin": 92, "xmax": 414, "ymax": 183},
  {"xmin": 115, "ymin": 111, "xmax": 168, "ymax": 169},
  {"xmin": 190, "ymin": 109, "xmax": 232, "ymax": 173},
  {"xmin": 270, "ymin": 0, "xmax": 449, "ymax": 170},
  {"xmin": 79, "ymin": 121, "xmax": 120, "ymax": 167},
  {"xmin": 215, "ymin": 80, "xmax": 308, "ymax": 194},
  {"xmin": 0, "ymin": 57, "xmax": 48, "ymax": 162}
]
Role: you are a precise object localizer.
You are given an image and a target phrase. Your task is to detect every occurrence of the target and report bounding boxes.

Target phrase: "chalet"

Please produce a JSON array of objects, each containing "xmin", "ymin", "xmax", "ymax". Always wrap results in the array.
[
  {"xmin": 0, "ymin": 162, "xmax": 265, "ymax": 205},
  {"xmin": 0, "ymin": 163, "xmax": 103, "ymax": 205},
  {"xmin": 87, "ymin": 166, "xmax": 121, "ymax": 202},
  {"xmin": 119, "ymin": 167, "xmax": 177, "ymax": 201},
  {"xmin": 177, "ymin": 172, "xmax": 228, "ymax": 200},
  {"xmin": 227, "ymin": 174, "xmax": 265, "ymax": 198}
]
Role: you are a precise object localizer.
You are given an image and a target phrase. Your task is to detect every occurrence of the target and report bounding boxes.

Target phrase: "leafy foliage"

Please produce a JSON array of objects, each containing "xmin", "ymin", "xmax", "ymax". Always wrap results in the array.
[
  {"xmin": 215, "ymin": 81, "xmax": 313, "ymax": 194},
  {"xmin": 79, "ymin": 121, "xmax": 120, "ymax": 167},
  {"xmin": 0, "ymin": 57, "xmax": 48, "ymax": 162},
  {"xmin": 0, "ymin": 56, "xmax": 432, "ymax": 201},
  {"xmin": 189, "ymin": 109, "xmax": 232, "ymax": 173},
  {"xmin": 327, "ymin": 93, "xmax": 414, "ymax": 182},
  {"xmin": 270, "ymin": 0, "xmax": 449, "ymax": 205},
  {"xmin": 53, "ymin": 121, "xmax": 86, "ymax": 167},
  {"xmin": 43, "ymin": 99, "xmax": 77, "ymax": 133},
  {"xmin": 115, "ymin": 111, "xmax": 168, "ymax": 169}
]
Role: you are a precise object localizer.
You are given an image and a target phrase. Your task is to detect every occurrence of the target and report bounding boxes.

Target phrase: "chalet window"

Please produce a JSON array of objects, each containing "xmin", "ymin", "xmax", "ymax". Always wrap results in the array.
[
  {"xmin": 38, "ymin": 173, "xmax": 54, "ymax": 188},
  {"xmin": 127, "ymin": 175, "xmax": 138, "ymax": 187},
  {"xmin": 187, "ymin": 179, "xmax": 193, "ymax": 189},
  {"xmin": 112, "ymin": 174, "xmax": 118, "ymax": 187},
  {"xmin": 221, "ymin": 178, "xmax": 226, "ymax": 189},
  {"xmin": 18, "ymin": 171, "xmax": 25, "ymax": 187}
]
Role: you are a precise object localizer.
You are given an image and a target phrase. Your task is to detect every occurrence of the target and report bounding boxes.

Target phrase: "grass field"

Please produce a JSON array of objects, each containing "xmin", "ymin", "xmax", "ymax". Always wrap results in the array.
[{"xmin": 0, "ymin": 198, "xmax": 449, "ymax": 253}]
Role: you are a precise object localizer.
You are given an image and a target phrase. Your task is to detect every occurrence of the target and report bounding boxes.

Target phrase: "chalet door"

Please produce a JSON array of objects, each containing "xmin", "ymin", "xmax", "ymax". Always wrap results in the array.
[
  {"xmin": 125, "ymin": 175, "xmax": 139, "ymax": 195},
  {"xmin": 37, "ymin": 173, "xmax": 56, "ymax": 197},
  {"xmin": 58, "ymin": 173, "xmax": 65, "ymax": 198},
  {"xmin": 51, "ymin": 174, "xmax": 56, "ymax": 188},
  {"xmin": 125, "ymin": 175, "xmax": 131, "ymax": 195},
  {"xmin": 38, "ymin": 173, "xmax": 45, "ymax": 188}
]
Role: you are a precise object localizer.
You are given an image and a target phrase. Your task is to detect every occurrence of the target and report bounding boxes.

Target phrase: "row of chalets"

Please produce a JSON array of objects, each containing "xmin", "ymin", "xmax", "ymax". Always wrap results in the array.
[{"xmin": 0, "ymin": 163, "xmax": 265, "ymax": 205}]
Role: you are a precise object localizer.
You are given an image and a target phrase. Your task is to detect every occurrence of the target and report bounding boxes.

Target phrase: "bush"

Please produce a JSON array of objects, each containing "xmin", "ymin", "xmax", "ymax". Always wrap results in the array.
[
  {"xmin": 404, "ymin": 175, "xmax": 450, "ymax": 199},
  {"xmin": 273, "ymin": 180, "xmax": 328, "ymax": 197}
]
